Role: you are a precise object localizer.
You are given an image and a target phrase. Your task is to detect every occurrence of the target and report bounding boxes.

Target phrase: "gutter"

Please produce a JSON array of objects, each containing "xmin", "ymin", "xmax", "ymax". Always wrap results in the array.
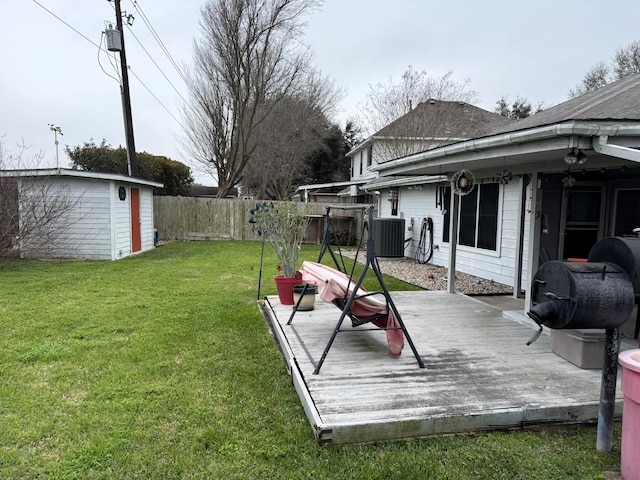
[
  {"xmin": 362, "ymin": 175, "xmax": 448, "ymax": 191},
  {"xmin": 371, "ymin": 122, "xmax": 640, "ymax": 173},
  {"xmin": 593, "ymin": 135, "xmax": 640, "ymax": 162}
]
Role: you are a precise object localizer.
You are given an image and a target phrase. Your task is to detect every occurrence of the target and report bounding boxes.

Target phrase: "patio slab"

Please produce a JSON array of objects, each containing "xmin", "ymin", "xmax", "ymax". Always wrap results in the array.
[{"xmin": 261, "ymin": 290, "xmax": 628, "ymax": 445}]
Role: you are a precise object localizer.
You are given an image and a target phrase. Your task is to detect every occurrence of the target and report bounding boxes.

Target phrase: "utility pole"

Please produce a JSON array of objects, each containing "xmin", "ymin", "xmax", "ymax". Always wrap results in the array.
[{"xmin": 111, "ymin": 0, "xmax": 138, "ymax": 177}]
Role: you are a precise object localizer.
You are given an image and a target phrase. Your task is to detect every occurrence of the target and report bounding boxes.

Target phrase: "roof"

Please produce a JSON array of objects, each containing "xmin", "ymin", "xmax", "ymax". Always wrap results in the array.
[
  {"xmin": 1, "ymin": 168, "xmax": 163, "ymax": 188},
  {"xmin": 296, "ymin": 179, "xmax": 369, "ymax": 192},
  {"xmin": 491, "ymin": 73, "xmax": 640, "ymax": 135},
  {"xmin": 189, "ymin": 185, "xmax": 237, "ymax": 197},
  {"xmin": 375, "ymin": 99, "xmax": 515, "ymax": 140},
  {"xmin": 347, "ymin": 100, "xmax": 515, "ymax": 158},
  {"xmin": 373, "ymin": 74, "xmax": 640, "ymax": 178}
]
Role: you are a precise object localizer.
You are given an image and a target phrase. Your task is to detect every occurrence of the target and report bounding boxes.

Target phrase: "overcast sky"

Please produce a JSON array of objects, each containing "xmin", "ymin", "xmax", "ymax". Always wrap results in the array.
[{"xmin": 3, "ymin": 0, "xmax": 640, "ymax": 186}]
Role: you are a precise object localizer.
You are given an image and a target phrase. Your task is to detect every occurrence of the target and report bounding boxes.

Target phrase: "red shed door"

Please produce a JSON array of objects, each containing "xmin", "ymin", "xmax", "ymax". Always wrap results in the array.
[{"xmin": 131, "ymin": 187, "xmax": 141, "ymax": 253}]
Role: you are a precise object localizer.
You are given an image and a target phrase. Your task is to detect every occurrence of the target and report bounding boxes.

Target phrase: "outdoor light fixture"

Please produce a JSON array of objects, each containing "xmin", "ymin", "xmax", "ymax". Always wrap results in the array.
[
  {"xmin": 576, "ymin": 149, "xmax": 588, "ymax": 164},
  {"xmin": 564, "ymin": 148, "xmax": 578, "ymax": 165}
]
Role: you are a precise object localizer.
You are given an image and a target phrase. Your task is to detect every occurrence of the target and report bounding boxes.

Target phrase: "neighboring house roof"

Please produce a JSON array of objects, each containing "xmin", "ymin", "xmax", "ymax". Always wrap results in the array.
[
  {"xmin": 490, "ymin": 73, "xmax": 640, "ymax": 135},
  {"xmin": 347, "ymin": 100, "xmax": 515, "ymax": 160},
  {"xmin": 375, "ymin": 99, "xmax": 515, "ymax": 142},
  {"xmin": 189, "ymin": 185, "xmax": 238, "ymax": 197},
  {"xmin": 0, "ymin": 168, "xmax": 163, "ymax": 188}
]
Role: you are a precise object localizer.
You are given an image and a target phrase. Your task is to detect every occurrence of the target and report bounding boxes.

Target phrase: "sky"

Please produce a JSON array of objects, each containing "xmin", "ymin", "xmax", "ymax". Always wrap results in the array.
[{"xmin": 3, "ymin": 0, "xmax": 640, "ymax": 186}]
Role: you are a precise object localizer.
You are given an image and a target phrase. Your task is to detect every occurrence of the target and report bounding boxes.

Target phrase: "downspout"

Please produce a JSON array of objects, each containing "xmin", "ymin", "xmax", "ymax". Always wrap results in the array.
[{"xmin": 593, "ymin": 135, "xmax": 640, "ymax": 162}]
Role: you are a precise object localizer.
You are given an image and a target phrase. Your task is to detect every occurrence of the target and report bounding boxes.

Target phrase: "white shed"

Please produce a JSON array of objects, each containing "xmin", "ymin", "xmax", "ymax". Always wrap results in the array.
[{"xmin": 1, "ymin": 168, "xmax": 162, "ymax": 260}]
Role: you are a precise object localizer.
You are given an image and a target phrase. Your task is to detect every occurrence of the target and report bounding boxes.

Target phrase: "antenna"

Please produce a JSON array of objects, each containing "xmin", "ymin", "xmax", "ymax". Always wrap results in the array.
[{"xmin": 48, "ymin": 124, "xmax": 63, "ymax": 169}]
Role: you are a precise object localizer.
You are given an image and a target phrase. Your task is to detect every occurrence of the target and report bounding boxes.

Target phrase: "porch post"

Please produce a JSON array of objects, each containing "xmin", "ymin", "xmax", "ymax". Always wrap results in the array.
[
  {"xmin": 512, "ymin": 176, "xmax": 526, "ymax": 298},
  {"xmin": 447, "ymin": 189, "xmax": 460, "ymax": 294},
  {"xmin": 524, "ymin": 173, "xmax": 542, "ymax": 312}
]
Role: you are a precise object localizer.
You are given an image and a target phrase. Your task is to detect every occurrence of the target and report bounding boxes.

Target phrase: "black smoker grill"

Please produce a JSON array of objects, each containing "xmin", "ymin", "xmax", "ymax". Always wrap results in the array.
[{"xmin": 527, "ymin": 236, "xmax": 640, "ymax": 453}]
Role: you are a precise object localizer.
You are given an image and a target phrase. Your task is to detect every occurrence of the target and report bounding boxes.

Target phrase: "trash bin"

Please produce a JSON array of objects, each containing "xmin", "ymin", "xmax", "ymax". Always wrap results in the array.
[
  {"xmin": 153, "ymin": 229, "xmax": 159, "ymax": 246},
  {"xmin": 618, "ymin": 349, "xmax": 640, "ymax": 480}
]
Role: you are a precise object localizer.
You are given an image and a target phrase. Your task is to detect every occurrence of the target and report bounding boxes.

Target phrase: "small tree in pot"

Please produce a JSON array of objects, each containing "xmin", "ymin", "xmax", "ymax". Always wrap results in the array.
[{"xmin": 250, "ymin": 202, "xmax": 310, "ymax": 304}]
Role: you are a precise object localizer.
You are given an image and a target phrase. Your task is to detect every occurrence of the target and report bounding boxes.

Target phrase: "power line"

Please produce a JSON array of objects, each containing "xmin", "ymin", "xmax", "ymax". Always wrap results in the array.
[
  {"xmin": 124, "ymin": 22, "xmax": 188, "ymax": 104},
  {"xmin": 132, "ymin": 0, "xmax": 189, "ymax": 85},
  {"xmin": 31, "ymin": 0, "xmax": 183, "ymax": 130},
  {"xmin": 128, "ymin": 69, "xmax": 183, "ymax": 126},
  {"xmin": 32, "ymin": 0, "xmax": 101, "ymax": 50}
]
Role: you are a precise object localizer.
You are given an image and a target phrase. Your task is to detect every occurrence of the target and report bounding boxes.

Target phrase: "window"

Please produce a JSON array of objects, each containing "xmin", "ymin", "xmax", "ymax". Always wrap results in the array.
[
  {"xmin": 367, "ymin": 145, "xmax": 373, "ymax": 167},
  {"xmin": 443, "ymin": 183, "xmax": 499, "ymax": 251},
  {"xmin": 442, "ymin": 186, "xmax": 451, "ymax": 243},
  {"xmin": 359, "ymin": 153, "xmax": 363, "ymax": 175},
  {"xmin": 614, "ymin": 189, "xmax": 640, "ymax": 236}
]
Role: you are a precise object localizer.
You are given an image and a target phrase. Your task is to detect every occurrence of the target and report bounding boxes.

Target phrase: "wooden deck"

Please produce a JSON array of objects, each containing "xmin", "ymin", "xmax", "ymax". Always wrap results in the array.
[{"xmin": 261, "ymin": 291, "xmax": 627, "ymax": 445}]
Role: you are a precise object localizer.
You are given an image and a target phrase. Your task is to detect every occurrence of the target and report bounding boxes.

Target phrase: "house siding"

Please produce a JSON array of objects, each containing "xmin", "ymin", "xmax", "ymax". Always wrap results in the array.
[{"xmin": 380, "ymin": 180, "xmax": 528, "ymax": 288}]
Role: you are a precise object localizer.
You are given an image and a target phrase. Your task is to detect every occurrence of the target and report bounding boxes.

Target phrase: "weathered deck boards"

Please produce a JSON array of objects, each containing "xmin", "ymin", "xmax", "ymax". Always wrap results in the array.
[{"xmin": 261, "ymin": 291, "xmax": 624, "ymax": 444}]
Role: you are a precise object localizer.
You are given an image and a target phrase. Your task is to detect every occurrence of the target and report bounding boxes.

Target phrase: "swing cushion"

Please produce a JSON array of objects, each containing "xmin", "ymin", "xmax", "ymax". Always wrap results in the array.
[{"xmin": 298, "ymin": 261, "xmax": 404, "ymax": 358}]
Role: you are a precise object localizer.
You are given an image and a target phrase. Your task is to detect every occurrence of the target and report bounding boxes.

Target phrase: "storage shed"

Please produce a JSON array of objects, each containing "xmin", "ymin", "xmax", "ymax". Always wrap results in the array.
[{"xmin": 1, "ymin": 168, "xmax": 162, "ymax": 260}]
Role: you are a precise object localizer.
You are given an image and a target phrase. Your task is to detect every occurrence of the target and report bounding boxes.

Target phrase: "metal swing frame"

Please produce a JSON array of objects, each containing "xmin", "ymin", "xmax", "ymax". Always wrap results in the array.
[{"xmin": 287, "ymin": 204, "xmax": 425, "ymax": 374}]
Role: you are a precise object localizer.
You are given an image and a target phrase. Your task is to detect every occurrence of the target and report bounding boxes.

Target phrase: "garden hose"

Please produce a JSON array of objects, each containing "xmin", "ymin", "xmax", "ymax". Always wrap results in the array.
[{"xmin": 414, "ymin": 217, "xmax": 433, "ymax": 264}]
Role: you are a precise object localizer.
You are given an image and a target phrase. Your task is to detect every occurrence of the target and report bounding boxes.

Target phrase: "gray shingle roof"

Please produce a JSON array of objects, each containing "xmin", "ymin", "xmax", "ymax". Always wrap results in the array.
[
  {"xmin": 374, "ymin": 100, "xmax": 515, "ymax": 141},
  {"xmin": 490, "ymin": 73, "xmax": 640, "ymax": 135}
]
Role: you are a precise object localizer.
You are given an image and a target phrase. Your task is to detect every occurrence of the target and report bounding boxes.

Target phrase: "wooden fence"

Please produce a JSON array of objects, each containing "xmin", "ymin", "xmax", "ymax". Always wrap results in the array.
[{"xmin": 153, "ymin": 196, "xmax": 365, "ymax": 244}]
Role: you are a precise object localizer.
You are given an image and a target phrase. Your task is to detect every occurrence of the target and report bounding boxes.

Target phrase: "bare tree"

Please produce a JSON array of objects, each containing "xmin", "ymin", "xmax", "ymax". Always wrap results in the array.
[
  {"xmin": 242, "ymin": 95, "xmax": 326, "ymax": 199},
  {"xmin": 357, "ymin": 66, "xmax": 478, "ymax": 135},
  {"xmin": 242, "ymin": 71, "xmax": 343, "ymax": 199},
  {"xmin": 569, "ymin": 40, "xmax": 640, "ymax": 98},
  {"xmin": 568, "ymin": 61, "xmax": 612, "ymax": 98},
  {"xmin": 0, "ymin": 140, "xmax": 78, "ymax": 265},
  {"xmin": 613, "ymin": 40, "xmax": 640, "ymax": 79},
  {"xmin": 181, "ymin": 0, "xmax": 321, "ymax": 198}
]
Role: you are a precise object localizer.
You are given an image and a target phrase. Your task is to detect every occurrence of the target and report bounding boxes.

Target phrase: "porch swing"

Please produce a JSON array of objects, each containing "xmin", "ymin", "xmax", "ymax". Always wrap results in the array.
[{"xmin": 287, "ymin": 204, "xmax": 425, "ymax": 374}]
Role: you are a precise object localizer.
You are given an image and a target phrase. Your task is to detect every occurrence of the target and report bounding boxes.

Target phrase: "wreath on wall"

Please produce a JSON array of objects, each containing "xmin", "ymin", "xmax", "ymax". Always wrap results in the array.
[{"xmin": 451, "ymin": 169, "xmax": 476, "ymax": 196}]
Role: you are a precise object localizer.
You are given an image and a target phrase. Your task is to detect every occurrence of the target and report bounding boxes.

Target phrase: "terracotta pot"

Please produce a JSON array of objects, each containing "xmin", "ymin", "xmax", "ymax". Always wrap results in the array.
[
  {"xmin": 293, "ymin": 284, "xmax": 317, "ymax": 311},
  {"xmin": 274, "ymin": 275, "xmax": 303, "ymax": 305}
]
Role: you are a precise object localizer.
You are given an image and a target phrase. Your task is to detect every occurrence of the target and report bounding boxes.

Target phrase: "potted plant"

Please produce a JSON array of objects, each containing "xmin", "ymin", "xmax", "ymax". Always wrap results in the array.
[{"xmin": 250, "ymin": 201, "xmax": 311, "ymax": 305}]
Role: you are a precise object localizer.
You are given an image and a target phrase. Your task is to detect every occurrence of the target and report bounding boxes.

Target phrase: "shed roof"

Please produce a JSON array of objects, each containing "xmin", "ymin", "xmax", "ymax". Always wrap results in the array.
[{"xmin": 0, "ymin": 168, "xmax": 163, "ymax": 188}]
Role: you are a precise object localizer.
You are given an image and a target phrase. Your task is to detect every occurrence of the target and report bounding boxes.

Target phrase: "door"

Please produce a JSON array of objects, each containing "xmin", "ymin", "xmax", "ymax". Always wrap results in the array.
[
  {"xmin": 559, "ymin": 184, "xmax": 605, "ymax": 260},
  {"xmin": 130, "ymin": 187, "xmax": 141, "ymax": 253}
]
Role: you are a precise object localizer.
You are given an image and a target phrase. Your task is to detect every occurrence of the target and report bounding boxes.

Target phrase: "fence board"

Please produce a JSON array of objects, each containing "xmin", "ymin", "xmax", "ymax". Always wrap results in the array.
[{"xmin": 153, "ymin": 197, "xmax": 364, "ymax": 244}]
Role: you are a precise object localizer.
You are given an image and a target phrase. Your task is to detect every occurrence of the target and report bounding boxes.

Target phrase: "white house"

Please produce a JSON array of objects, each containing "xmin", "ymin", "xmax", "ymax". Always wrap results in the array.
[
  {"xmin": 1, "ymin": 168, "xmax": 162, "ymax": 260},
  {"xmin": 366, "ymin": 74, "xmax": 640, "ymax": 313}
]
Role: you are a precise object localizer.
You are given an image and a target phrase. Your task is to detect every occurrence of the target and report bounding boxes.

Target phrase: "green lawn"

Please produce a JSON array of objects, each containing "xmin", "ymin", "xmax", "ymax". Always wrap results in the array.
[{"xmin": 0, "ymin": 241, "xmax": 621, "ymax": 479}]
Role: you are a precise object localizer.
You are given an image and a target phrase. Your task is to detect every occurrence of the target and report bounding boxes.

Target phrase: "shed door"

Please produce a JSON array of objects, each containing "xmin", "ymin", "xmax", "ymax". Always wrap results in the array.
[{"xmin": 131, "ymin": 187, "xmax": 141, "ymax": 253}]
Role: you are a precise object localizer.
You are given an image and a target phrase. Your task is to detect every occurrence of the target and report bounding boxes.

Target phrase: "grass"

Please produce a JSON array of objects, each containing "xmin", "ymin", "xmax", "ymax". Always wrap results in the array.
[{"xmin": 0, "ymin": 241, "xmax": 622, "ymax": 479}]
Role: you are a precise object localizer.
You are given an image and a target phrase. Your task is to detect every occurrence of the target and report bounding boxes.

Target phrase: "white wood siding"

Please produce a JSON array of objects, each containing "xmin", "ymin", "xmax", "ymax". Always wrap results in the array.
[
  {"xmin": 114, "ymin": 184, "xmax": 132, "ymax": 259},
  {"xmin": 19, "ymin": 177, "xmax": 112, "ymax": 259},
  {"xmin": 379, "ymin": 181, "xmax": 527, "ymax": 288},
  {"xmin": 18, "ymin": 177, "xmax": 156, "ymax": 261}
]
